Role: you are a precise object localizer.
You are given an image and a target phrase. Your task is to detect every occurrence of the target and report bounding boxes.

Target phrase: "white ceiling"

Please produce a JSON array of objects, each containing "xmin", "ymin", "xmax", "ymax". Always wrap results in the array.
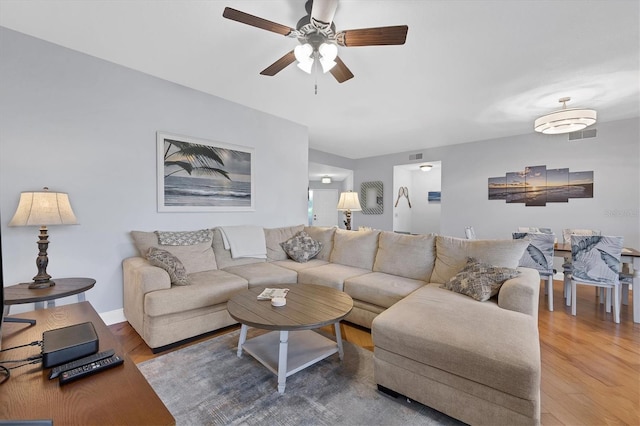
[{"xmin": 1, "ymin": 0, "xmax": 638, "ymax": 159}]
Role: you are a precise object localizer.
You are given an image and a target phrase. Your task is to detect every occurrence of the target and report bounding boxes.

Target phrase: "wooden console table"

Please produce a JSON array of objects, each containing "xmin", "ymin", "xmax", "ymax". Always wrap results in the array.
[{"xmin": 0, "ymin": 302, "xmax": 175, "ymax": 425}]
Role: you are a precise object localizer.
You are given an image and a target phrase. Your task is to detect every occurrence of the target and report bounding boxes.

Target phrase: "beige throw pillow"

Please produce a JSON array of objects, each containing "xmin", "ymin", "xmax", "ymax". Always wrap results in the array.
[
  {"xmin": 146, "ymin": 247, "xmax": 190, "ymax": 286},
  {"xmin": 280, "ymin": 231, "xmax": 323, "ymax": 263},
  {"xmin": 442, "ymin": 257, "xmax": 520, "ymax": 301}
]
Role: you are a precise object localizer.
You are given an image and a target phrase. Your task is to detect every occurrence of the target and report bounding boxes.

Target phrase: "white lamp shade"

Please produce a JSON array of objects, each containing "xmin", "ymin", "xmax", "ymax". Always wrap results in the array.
[
  {"xmin": 337, "ymin": 192, "xmax": 362, "ymax": 211},
  {"xmin": 9, "ymin": 190, "xmax": 78, "ymax": 226},
  {"xmin": 534, "ymin": 108, "xmax": 597, "ymax": 134}
]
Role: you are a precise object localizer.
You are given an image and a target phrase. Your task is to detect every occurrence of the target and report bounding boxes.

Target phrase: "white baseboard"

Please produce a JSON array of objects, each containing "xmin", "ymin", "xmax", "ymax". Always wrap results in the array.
[{"xmin": 99, "ymin": 308, "xmax": 126, "ymax": 326}]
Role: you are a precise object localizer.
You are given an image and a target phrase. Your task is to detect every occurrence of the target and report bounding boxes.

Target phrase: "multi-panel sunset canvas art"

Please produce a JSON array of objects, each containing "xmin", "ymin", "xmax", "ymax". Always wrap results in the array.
[{"xmin": 488, "ymin": 165, "xmax": 593, "ymax": 206}]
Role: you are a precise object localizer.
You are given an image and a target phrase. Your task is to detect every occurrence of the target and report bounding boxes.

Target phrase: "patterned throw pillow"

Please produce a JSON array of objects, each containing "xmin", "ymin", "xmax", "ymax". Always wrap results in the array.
[
  {"xmin": 155, "ymin": 229, "xmax": 213, "ymax": 246},
  {"xmin": 280, "ymin": 231, "xmax": 323, "ymax": 263},
  {"xmin": 442, "ymin": 257, "xmax": 520, "ymax": 302},
  {"xmin": 147, "ymin": 247, "xmax": 190, "ymax": 286}
]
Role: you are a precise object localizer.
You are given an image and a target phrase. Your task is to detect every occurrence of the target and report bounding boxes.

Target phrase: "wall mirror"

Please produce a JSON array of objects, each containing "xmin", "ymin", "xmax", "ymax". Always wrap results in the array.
[{"xmin": 360, "ymin": 181, "xmax": 383, "ymax": 214}]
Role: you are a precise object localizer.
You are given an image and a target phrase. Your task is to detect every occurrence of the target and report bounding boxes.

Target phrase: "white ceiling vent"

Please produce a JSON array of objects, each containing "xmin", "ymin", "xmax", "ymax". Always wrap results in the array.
[
  {"xmin": 409, "ymin": 153, "xmax": 423, "ymax": 160},
  {"xmin": 568, "ymin": 128, "xmax": 597, "ymax": 141}
]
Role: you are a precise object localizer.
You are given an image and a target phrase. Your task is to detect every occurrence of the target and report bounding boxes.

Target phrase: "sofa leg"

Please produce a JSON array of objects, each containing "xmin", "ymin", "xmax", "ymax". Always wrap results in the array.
[{"xmin": 377, "ymin": 384, "xmax": 401, "ymax": 398}]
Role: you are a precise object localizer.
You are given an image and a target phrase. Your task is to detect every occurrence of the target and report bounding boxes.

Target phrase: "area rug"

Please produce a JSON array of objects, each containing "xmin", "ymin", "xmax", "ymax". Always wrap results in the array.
[{"xmin": 138, "ymin": 328, "xmax": 464, "ymax": 425}]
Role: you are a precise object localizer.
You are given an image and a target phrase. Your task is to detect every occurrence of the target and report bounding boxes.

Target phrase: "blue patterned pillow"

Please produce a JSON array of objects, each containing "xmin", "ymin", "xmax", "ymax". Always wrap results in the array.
[{"xmin": 280, "ymin": 231, "xmax": 323, "ymax": 263}]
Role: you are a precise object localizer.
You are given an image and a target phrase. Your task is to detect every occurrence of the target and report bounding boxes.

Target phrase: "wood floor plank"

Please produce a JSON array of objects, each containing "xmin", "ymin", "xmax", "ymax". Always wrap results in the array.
[{"xmin": 109, "ymin": 280, "xmax": 640, "ymax": 425}]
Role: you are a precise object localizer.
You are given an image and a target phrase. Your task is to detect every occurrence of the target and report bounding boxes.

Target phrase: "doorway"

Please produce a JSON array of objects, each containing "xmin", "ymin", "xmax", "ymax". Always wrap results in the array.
[
  {"xmin": 392, "ymin": 161, "xmax": 442, "ymax": 234},
  {"xmin": 308, "ymin": 189, "xmax": 339, "ymax": 226}
]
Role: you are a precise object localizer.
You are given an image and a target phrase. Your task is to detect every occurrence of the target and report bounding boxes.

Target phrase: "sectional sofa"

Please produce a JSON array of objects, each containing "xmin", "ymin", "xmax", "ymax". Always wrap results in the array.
[{"xmin": 123, "ymin": 224, "xmax": 541, "ymax": 425}]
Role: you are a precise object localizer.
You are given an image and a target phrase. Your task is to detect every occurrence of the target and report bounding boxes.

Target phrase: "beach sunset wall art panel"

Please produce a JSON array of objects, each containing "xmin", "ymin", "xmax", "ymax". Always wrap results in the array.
[
  {"xmin": 488, "ymin": 165, "xmax": 593, "ymax": 207},
  {"xmin": 157, "ymin": 132, "xmax": 255, "ymax": 212}
]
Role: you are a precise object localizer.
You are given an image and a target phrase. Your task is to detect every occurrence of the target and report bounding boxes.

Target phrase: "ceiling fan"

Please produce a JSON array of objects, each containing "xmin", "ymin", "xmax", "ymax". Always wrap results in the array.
[{"xmin": 222, "ymin": 0, "xmax": 408, "ymax": 83}]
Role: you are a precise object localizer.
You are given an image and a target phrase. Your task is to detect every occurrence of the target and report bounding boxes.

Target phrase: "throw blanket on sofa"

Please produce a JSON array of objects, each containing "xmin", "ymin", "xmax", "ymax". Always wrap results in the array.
[{"xmin": 219, "ymin": 225, "xmax": 267, "ymax": 259}]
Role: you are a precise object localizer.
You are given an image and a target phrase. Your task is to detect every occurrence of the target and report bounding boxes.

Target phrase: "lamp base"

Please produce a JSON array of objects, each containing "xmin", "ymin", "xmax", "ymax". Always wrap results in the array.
[{"xmin": 28, "ymin": 280, "xmax": 56, "ymax": 289}]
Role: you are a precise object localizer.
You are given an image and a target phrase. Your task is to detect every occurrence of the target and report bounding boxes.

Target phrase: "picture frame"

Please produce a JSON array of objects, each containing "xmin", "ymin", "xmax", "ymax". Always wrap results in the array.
[
  {"xmin": 157, "ymin": 132, "xmax": 255, "ymax": 212},
  {"xmin": 360, "ymin": 181, "xmax": 383, "ymax": 214}
]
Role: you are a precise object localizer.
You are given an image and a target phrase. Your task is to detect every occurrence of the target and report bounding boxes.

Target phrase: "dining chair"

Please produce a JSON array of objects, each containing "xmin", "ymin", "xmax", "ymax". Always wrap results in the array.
[
  {"xmin": 513, "ymin": 232, "xmax": 556, "ymax": 311},
  {"xmin": 562, "ymin": 228, "xmax": 601, "ymax": 305},
  {"xmin": 570, "ymin": 235, "xmax": 623, "ymax": 323}
]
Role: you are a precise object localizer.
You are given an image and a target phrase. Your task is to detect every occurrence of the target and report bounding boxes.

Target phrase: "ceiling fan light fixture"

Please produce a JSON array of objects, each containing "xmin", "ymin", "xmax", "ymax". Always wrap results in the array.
[
  {"xmin": 294, "ymin": 43, "xmax": 313, "ymax": 62},
  {"xmin": 297, "ymin": 60, "xmax": 313, "ymax": 74},
  {"xmin": 319, "ymin": 58, "xmax": 337, "ymax": 73},
  {"xmin": 319, "ymin": 43, "xmax": 338, "ymax": 61},
  {"xmin": 534, "ymin": 97, "xmax": 597, "ymax": 135}
]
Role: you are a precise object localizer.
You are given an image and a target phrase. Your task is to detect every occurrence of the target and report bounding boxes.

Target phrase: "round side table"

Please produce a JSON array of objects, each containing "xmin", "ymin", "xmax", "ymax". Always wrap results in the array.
[{"xmin": 3, "ymin": 277, "xmax": 96, "ymax": 316}]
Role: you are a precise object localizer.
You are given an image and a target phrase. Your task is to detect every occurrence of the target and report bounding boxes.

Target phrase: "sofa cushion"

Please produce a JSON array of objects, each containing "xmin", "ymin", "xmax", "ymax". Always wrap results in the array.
[
  {"xmin": 212, "ymin": 228, "xmax": 265, "ymax": 269},
  {"xmin": 330, "ymin": 229, "xmax": 380, "ymax": 270},
  {"xmin": 431, "ymin": 236, "xmax": 529, "ymax": 284},
  {"xmin": 272, "ymin": 259, "xmax": 329, "ymax": 272},
  {"xmin": 264, "ymin": 224, "xmax": 305, "ymax": 261},
  {"xmin": 280, "ymin": 231, "xmax": 323, "ymax": 263},
  {"xmin": 222, "ymin": 262, "xmax": 298, "ymax": 287},
  {"xmin": 442, "ymin": 257, "xmax": 520, "ymax": 302},
  {"xmin": 146, "ymin": 247, "xmax": 189, "ymax": 286},
  {"xmin": 304, "ymin": 226, "xmax": 336, "ymax": 261},
  {"xmin": 131, "ymin": 230, "xmax": 217, "ymax": 274},
  {"xmin": 144, "ymin": 269, "xmax": 248, "ymax": 317},
  {"xmin": 297, "ymin": 263, "xmax": 371, "ymax": 291},
  {"xmin": 372, "ymin": 284, "xmax": 540, "ymax": 401},
  {"xmin": 344, "ymin": 272, "xmax": 425, "ymax": 308},
  {"xmin": 373, "ymin": 232, "xmax": 436, "ymax": 281}
]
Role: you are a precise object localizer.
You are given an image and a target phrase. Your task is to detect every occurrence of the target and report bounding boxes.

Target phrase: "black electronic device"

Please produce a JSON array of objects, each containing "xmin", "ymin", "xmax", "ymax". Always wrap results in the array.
[
  {"xmin": 49, "ymin": 348, "xmax": 115, "ymax": 379},
  {"xmin": 42, "ymin": 322, "xmax": 99, "ymax": 368},
  {"xmin": 59, "ymin": 354, "xmax": 124, "ymax": 385}
]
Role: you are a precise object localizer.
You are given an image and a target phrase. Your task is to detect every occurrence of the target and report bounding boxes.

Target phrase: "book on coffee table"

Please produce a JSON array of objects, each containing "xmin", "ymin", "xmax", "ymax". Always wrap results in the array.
[{"xmin": 257, "ymin": 288, "xmax": 289, "ymax": 300}]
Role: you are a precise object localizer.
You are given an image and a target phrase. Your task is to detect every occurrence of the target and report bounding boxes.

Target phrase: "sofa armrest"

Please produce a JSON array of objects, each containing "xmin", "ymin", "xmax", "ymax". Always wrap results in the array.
[
  {"xmin": 122, "ymin": 256, "xmax": 172, "ymax": 336},
  {"xmin": 498, "ymin": 267, "xmax": 540, "ymax": 319}
]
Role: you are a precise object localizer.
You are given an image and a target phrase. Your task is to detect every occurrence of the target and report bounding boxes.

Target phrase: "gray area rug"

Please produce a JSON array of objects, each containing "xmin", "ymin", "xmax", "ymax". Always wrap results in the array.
[{"xmin": 138, "ymin": 328, "xmax": 464, "ymax": 425}]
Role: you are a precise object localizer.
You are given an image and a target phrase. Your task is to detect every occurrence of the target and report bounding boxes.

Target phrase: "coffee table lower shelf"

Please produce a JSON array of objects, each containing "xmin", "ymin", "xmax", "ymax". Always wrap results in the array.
[{"xmin": 239, "ymin": 327, "xmax": 343, "ymax": 393}]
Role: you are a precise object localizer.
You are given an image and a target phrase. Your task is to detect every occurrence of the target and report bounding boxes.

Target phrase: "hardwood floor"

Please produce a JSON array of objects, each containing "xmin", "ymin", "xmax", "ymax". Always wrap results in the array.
[{"xmin": 108, "ymin": 281, "xmax": 640, "ymax": 425}]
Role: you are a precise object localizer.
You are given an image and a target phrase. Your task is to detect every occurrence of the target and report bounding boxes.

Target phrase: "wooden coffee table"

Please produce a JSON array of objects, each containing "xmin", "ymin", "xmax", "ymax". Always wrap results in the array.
[{"xmin": 227, "ymin": 284, "xmax": 353, "ymax": 393}]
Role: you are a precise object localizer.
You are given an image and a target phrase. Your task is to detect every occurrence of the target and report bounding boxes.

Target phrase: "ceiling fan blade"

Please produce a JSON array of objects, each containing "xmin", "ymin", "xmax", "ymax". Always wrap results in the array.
[
  {"xmin": 336, "ymin": 25, "xmax": 408, "ymax": 47},
  {"xmin": 311, "ymin": 0, "xmax": 339, "ymax": 28},
  {"xmin": 260, "ymin": 50, "xmax": 296, "ymax": 76},
  {"xmin": 329, "ymin": 56, "xmax": 354, "ymax": 83},
  {"xmin": 222, "ymin": 7, "xmax": 294, "ymax": 36}
]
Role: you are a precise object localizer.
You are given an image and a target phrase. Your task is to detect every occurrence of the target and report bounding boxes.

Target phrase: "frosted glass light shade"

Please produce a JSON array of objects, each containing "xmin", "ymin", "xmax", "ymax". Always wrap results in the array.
[
  {"xmin": 337, "ymin": 191, "xmax": 362, "ymax": 211},
  {"xmin": 534, "ymin": 108, "xmax": 597, "ymax": 134},
  {"xmin": 9, "ymin": 190, "xmax": 78, "ymax": 226}
]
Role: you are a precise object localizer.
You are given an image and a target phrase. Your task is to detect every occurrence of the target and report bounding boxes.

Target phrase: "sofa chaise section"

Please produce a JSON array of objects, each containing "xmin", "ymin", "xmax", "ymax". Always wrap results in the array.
[{"xmin": 372, "ymin": 236, "xmax": 540, "ymax": 425}]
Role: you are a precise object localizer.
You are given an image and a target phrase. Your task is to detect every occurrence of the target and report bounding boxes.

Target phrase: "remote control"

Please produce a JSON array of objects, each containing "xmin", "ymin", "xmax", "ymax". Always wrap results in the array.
[
  {"xmin": 49, "ymin": 349, "xmax": 116, "ymax": 379},
  {"xmin": 59, "ymin": 354, "xmax": 124, "ymax": 385}
]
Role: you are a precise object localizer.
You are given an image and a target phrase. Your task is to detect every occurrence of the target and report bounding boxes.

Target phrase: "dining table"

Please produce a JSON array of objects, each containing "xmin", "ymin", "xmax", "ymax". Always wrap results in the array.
[{"xmin": 553, "ymin": 243, "xmax": 640, "ymax": 323}]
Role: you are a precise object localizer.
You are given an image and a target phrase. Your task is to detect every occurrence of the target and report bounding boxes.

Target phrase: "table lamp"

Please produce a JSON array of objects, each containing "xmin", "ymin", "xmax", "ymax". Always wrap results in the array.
[
  {"xmin": 9, "ymin": 187, "xmax": 78, "ymax": 289},
  {"xmin": 337, "ymin": 191, "xmax": 362, "ymax": 231}
]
